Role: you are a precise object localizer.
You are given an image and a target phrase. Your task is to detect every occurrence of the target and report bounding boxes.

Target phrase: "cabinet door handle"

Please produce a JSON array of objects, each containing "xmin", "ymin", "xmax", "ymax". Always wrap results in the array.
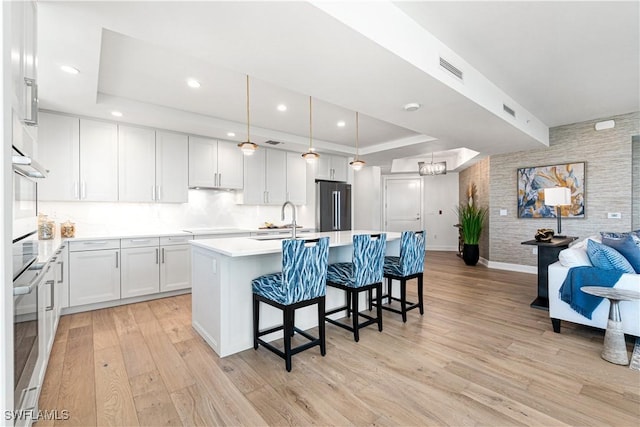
[
  {"xmin": 115, "ymin": 251, "xmax": 119, "ymax": 268},
  {"xmin": 46, "ymin": 280, "xmax": 55, "ymax": 311},
  {"xmin": 157, "ymin": 185, "xmax": 161, "ymax": 201},
  {"xmin": 57, "ymin": 261, "xmax": 64, "ymax": 283},
  {"xmin": 23, "ymin": 78, "xmax": 38, "ymax": 126},
  {"xmin": 129, "ymin": 239, "xmax": 151, "ymax": 243},
  {"xmin": 161, "ymin": 247, "xmax": 165, "ymax": 264},
  {"xmin": 155, "ymin": 248, "xmax": 159, "ymax": 264},
  {"xmin": 217, "ymin": 173, "xmax": 221, "ymax": 187}
]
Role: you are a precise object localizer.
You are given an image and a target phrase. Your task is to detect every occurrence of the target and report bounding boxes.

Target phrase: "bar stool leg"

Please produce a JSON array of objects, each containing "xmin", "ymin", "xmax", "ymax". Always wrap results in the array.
[
  {"xmin": 352, "ymin": 291, "xmax": 360, "ymax": 342},
  {"xmin": 418, "ymin": 275, "xmax": 424, "ymax": 315},
  {"xmin": 387, "ymin": 277, "xmax": 393, "ymax": 304},
  {"xmin": 284, "ymin": 307, "xmax": 293, "ymax": 372},
  {"xmin": 376, "ymin": 283, "xmax": 383, "ymax": 332},
  {"xmin": 253, "ymin": 295, "xmax": 259, "ymax": 350},
  {"xmin": 346, "ymin": 292, "xmax": 351, "ymax": 318},
  {"xmin": 602, "ymin": 298, "xmax": 629, "ymax": 365},
  {"xmin": 318, "ymin": 298, "xmax": 326, "ymax": 356},
  {"xmin": 400, "ymin": 279, "xmax": 407, "ymax": 323}
]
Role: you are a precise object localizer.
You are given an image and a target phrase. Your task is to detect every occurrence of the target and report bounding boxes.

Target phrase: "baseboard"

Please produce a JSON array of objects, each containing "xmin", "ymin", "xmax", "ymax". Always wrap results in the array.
[
  {"xmin": 61, "ymin": 289, "xmax": 192, "ymax": 315},
  {"xmin": 486, "ymin": 260, "xmax": 537, "ymax": 274},
  {"xmin": 426, "ymin": 246, "xmax": 458, "ymax": 252}
]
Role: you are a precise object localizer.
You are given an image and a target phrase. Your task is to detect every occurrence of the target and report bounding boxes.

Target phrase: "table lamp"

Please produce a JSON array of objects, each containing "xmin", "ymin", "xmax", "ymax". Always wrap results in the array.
[{"xmin": 544, "ymin": 187, "xmax": 571, "ymax": 238}]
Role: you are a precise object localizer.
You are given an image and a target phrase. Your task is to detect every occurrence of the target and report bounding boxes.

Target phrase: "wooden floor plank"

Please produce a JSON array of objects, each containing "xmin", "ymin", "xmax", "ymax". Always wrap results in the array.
[
  {"xmin": 54, "ymin": 325, "xmax": 96, "ymax": 426},
  {"xmin": 93, "ymin": 345, "xmax": 139, "ymax": 426},
  {"xmin": 39, "ymin": 252, "xmax": 640, "ymax": 427}
]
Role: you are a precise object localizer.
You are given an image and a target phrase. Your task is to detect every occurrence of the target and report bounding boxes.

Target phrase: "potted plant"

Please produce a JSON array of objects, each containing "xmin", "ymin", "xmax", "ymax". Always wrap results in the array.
[{"xmin": 455, "ymin": 203, "xmax": 488, "ymax": 266}]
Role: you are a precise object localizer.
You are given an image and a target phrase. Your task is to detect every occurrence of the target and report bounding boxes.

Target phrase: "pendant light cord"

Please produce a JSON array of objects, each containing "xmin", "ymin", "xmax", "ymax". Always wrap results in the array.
[
  {"xmin": 309, "ymin": 96, "xmax": 313, "ymax": 150},
  {"xmin": 246, "ymin": 75, "xmax": 251, "ymax": 142},
  {"xmin": 355, "ymin": 111, "xmax": 359, "ymax": 160}
]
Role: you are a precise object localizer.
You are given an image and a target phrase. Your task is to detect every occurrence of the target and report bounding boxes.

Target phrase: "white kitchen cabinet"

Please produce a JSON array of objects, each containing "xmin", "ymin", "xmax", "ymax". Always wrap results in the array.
[
  {"xmin": 69, "ymin": 241, "xmax": 121, "ymax": 307},
  {"xmin": 189, "ymin": 136, "xmax": 243, "ymax": 189},
  {"xmin": 286, "ymin": 151, "xmax": 307, "ymax": 205},
  {"xmin": 38, "ymin": 112, "xmax": 80, "ymax": 201},
  {"xmin": 54, "ymin": 244, "xmax": 69, "ymax": 311},
  {"xmin": 39, "ymin": 262, "xmax": 56, "ymax": 360},
  {"xmin": 156, "ymin": 131, "xmax": 188, "ymax": 202},
  {"xmin": 315, "ymin": 154, "xmax": 348, "ymax": 182},
  {"xmin": 118, "ymin": 125, "xmax": 156, "ymax": 202},
  {"xmin": 160, "ymin": 244, "xmax": 191, "ymax": 292},
  {"xmin": 121, "ymin": 245, "xmax": 160, "ymax": 298},
  {"xmin": 80, "ymin": 119, "xmax": 119, "ymax": 201},
  {"xmin": 242, "ymin": 148, "xmax": 286, "ymax": 205},
  {"xmin": 119, "ymin": 128, "xmax": 189, "ymax": 203},
  {"xmin": 10, "ymin": 0, "xmax": 38, "ymax": 135}
]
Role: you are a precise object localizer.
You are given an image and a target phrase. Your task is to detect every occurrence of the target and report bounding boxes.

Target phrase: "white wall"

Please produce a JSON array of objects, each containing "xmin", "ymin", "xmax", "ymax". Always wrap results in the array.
[
  {"xmin": 353, "ymin": 166, "xmax": 381, "ymax": 229},
  {"xmin": 423, "ymin": 172, "xmax": 459, "ymax": 251}
]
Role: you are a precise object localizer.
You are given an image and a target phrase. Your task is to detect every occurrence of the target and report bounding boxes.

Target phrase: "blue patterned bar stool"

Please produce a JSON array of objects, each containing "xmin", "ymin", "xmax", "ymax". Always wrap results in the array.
[
  {"xmin": 252, "ymin": 237, "xmax": 329, "ymax": 372},
  {"xmin": 378, "ymin": 230, "xmax": 426, "ymax": 322},
  {"xmin": 325, "ymin": 233, "xmax": 387, "ymax": 342}
]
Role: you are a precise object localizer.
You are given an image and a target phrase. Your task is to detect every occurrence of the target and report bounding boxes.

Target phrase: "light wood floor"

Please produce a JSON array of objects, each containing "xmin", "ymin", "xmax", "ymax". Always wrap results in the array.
[{"xmin": 38, "ymin": 251, "xmax": 639, "ymax": 426}]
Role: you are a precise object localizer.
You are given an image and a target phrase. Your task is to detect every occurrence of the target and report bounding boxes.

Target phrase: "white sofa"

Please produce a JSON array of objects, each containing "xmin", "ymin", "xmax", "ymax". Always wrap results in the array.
[{"xmin": 548, "ymin": 258, "xmax": 640, "ymax": 337}]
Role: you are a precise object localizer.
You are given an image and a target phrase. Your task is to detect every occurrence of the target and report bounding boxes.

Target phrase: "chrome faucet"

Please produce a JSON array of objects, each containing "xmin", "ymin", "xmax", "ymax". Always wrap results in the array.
[{"xmin": 281, "ymin": 201, "xmax": 297, "ymax": 239}]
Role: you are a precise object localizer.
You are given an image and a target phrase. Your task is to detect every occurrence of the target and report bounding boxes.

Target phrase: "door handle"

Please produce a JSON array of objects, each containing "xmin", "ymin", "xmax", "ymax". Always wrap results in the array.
[
  {"xmin": 24, "ymin": 78, "xmax": 38, "ymax": 126},
  {"xmin": 115, "ymin": 251, "xmax": 119, "ymax": 268},
  {"xmin": 46, "ymin": 280, "xmax": 55, "ymax": 311},
  {"xmin": 337, "ymin": 191, "xmax": 341, "ymax": 230},
  {"xmin": 157, "ymin": 185, "xmax": 161, "ymax": 201},
  {"xmin": 156, "ymin": 248, "xmax": 159, "ymax": 264},
  {"xmin": 161, "ymin": 247, "xmax": 165, "ymax": 264},
  {"xmin": 57, "ymin": 261, "xmax": 64, "ymax": 283}
]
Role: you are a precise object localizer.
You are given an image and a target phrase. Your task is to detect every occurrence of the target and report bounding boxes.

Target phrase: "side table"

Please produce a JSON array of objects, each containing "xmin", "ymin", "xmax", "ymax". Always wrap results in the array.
[
  {"xmin": 580, "ymin": 286, "xmax": 640, "ymax": 365},
  {"xmin": 522, "ymin": 236, "xmax": 577, "ymax": 310}
]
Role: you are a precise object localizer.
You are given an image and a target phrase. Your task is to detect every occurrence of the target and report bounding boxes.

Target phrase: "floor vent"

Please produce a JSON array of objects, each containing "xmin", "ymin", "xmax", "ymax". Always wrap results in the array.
[
  {"xmin": 503, "ymin": 104, "xmax": 516, "ymax": 118},
  {"xmin": 265, "ymin": 140, "xmax": 283, "ymax": 145},
  {"xmin": 439, "ymin": 57, "xmax": 463, "ymax": 80}
]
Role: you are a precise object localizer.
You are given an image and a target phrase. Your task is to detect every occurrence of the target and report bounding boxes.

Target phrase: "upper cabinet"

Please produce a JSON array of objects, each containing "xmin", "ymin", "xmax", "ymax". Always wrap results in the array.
[
  {"xmin": 156, "ymin": 131, "xmax": 189, "ymax": 203},
  {"xmin": 119, "ymin": 127, "xmax": 188, "ymax": 203},
  {"xmin": 39, "ymin": 115, "xmax": 118, "ymax": 201},
  {"xmin": 38, "ymin": 112, "xmax": 80, "ymax": 201},
  {"xmin": 80, "ymin": 119, "xmax": 119, "ymax": 201},
  {"xmin": 188, "ymin": 136, "xmax": 243, "ymax": 189},
  {"xmin": 286, "ymin": 152, "xmax": 307, "ymax": 205},
  {"xmin": 241, "ymin": 148, "xmax": 307, "ymax": 205},
  {"xmin": 10, "ymin": 0, "xmax": 38, "ymax": 155},
  {"xmin": 315, "ymin": 154, "xmax": 348, "ymax": 182}
]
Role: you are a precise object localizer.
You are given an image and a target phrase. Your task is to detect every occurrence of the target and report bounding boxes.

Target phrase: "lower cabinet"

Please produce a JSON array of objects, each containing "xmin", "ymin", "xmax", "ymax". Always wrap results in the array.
[
  {"xmin": 69, "ymin": 246, "xmax": 121, "ymax": 307},
  {"xmin": 121, "ymin": 245, "xmax": 161, "ymax": 298},
  {"xmin": 37, "ymin": 262, "xmax": 56, "ymax": 383},
  {"xmin": 160, "ymin": 244, "xmax": 191, "ymax": 292}
]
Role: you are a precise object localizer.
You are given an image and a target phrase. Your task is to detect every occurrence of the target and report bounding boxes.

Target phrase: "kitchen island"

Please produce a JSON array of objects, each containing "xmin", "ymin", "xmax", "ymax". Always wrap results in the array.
[{"xmin": 191, "ymin": 230, "xmax": 401, "ymax": 357}]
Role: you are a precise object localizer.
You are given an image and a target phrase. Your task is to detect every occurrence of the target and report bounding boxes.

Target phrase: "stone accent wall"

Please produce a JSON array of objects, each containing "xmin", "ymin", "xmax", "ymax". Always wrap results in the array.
[
  {"xmin": 459, "ymin": 157, "xmax": 490, "ymax": 259},
  {"xmin": 489, "ymin": 111, "xmax": 639, "ymax": 266},
  {"xmin": 633, "ymin": 135, "xmax": 640, "ymax": 229}
]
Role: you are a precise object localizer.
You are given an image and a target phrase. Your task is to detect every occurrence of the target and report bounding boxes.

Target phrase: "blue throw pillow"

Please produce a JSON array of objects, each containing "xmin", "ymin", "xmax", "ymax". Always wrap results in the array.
[
  {"xmin": 602, "ymin": 234, "xmax": 640, "ymax": 273},
  {"xmin": 586, "ymin": 239, "xmax": 635, "ymax": 273},
  {"xmin": 600, "ymin": 229, "xmax": 640, "ymax": 239}
]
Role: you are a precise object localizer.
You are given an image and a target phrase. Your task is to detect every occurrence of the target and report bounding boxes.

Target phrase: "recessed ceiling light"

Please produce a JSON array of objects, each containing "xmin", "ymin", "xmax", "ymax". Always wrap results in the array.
[
  {"xmin": 337, "ymin": 121, "xmax": 346, "ymax": 127},
  {"xmin": 111, "ymin": 111, "xmax": 123, "ymax": 117},
  {"xmin": 60, "ymin": 65, "xmax": 80, "ymax": 74},
  {"xmin": 227, "ymin": 132, "xmax": 236, "ymax": 137},
  {"xmin": 187, "ymin": 78, "xmax": 201, "ymax": 88},
  {"xmin": 403, "ymin": 102, "xmax": 421, "ymax": 112},
  {"xmin": 277, "ymin": 104, "xmax": 287, "ymax": 112}
]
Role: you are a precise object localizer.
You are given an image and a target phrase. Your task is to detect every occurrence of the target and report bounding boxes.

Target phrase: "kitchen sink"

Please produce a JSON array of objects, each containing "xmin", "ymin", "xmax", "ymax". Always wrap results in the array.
[{"xmin": 249, "ymin": 236, "xmax": 291, "ymax": 241}]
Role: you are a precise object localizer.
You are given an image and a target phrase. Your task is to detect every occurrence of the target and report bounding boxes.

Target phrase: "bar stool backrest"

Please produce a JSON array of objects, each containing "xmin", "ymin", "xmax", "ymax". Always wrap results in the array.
[
  {"xmin": 399, "ymin": 230, "xmax": 426, "ymax": 276},
  {"xmin": 352, "ymin": 233, "xmax": 387, "ymax": 287},
  {"xmin": 282, "ymin": 237, "xmax": 330, "ymax": 304}
]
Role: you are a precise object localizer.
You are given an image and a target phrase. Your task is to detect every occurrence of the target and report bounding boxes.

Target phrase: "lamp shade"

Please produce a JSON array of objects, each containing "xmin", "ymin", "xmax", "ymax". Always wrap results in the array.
[{"xmin": 544, "ymin": 187, "xmax": 571, "ymax": 206}]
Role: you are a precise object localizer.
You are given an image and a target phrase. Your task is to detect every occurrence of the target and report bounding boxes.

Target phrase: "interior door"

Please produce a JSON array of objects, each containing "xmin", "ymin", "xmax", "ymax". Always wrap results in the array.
[{"xmin": 384, "ymin": 177, "xmax": 423, "ymax": 232}]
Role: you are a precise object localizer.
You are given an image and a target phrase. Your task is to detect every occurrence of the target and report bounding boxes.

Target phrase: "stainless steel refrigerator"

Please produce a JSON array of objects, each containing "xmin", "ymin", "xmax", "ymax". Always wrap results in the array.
[{"xmin": 316, "ymin": 181, "xmax": 351, "ymax": 232}]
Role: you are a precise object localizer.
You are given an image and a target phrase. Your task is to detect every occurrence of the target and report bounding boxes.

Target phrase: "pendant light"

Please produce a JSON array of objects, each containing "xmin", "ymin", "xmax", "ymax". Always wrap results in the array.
[
  {"xmin": 418, "ymin": 152, "xmax": 447, "ymax": 176},
  {"xmin": 301, "ymin": 96, "xmax": 320, "ymax": 163},
  {"xmin": 237, "ymin": 75, "xmax": 258, "ymax": 156},
  {"xmin": 349, "ymin": 112, "xmax": 366, "ymax": 171}
]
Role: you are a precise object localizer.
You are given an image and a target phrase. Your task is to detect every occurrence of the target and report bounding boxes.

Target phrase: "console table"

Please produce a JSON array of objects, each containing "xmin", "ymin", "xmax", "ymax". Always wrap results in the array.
[{"xmin": 522, "ymin": 236, "xmax": 577, "ymax": 310}]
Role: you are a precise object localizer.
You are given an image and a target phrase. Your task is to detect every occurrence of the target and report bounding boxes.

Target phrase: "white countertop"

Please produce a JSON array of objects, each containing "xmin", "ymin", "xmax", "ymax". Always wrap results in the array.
[{"xmin": 190, "ymin": 230, "xmax": 401, "ymax": 257}]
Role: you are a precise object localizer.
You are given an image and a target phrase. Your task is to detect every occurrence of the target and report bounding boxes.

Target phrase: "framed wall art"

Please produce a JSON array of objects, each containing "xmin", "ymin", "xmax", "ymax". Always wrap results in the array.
[{"xmin": 517, "ymin": 162, "xmax": 585, "ymax": 218}]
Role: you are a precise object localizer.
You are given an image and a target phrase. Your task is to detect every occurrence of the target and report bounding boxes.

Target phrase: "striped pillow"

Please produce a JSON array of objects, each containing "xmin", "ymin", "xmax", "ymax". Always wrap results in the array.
[
  {"xmin": 586, "ymin": 239, "xmax": 635, "ymax": 273},
  {"xmin": 602, "ymin": 234, "xmax": 640, "ymax": 273}
]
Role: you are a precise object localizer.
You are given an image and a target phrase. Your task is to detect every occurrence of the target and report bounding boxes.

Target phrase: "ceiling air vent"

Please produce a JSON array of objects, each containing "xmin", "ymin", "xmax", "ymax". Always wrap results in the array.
[
  {"xmin": 503, "ymin": 104, "xmax": 516, "ymax": 118},
  {"xmin": 439, "ymin": 57, "xmax": 463, "ymax": 80},
  {"xmin": 264, "ymin": 140, "xmax": 283, "ymax": 146}
]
